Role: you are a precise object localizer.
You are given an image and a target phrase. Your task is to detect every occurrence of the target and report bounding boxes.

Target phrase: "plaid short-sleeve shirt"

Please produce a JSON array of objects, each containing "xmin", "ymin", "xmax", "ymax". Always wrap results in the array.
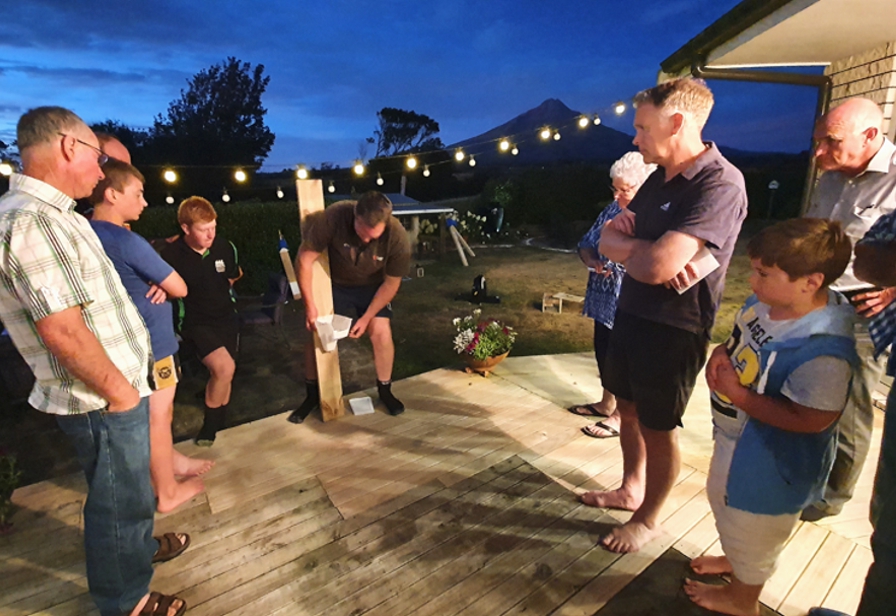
[{"xmin": 0, "ymin": 174, "xmax": 152, "ymax": 414}]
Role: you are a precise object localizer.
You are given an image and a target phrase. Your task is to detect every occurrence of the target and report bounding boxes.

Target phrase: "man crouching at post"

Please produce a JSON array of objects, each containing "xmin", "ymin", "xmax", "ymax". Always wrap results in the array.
[{"xmin": 290, "ymin": 191, "xmax": 411, "ymax": 422}]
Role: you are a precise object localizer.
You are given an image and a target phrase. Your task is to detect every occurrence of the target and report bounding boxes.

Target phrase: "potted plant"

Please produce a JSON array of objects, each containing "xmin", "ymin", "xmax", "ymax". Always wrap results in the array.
[
  {"xmin": 0, "ymin": 448, "xmax": 22, "ymax": 534},
  {"xmin": 453, "ymin": 309, "xmax": 517, "ymax": 376}
]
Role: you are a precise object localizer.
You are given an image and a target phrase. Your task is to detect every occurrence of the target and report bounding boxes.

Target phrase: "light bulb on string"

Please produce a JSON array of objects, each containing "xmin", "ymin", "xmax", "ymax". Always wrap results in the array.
[
  {"xmin": 353, "ymin": 161, "xmax": 365, "ymax": 176},
  {"xmin": 165, "ymin": 194, "xmax": 174, "ymax": 205},
  {"xmin": 221, "ymin": 189, "xmax": 231, "ymax": 203},
  {"xmin": 468, "ymin": 156, "xmax": 477, "ymax": 167},
  {"xmin": 234, "ymin": 169, "xmax": 247, "ymax": 183},
  {"xmin": 0, "ymin": 162, "xmax": 13, "ymax": 177},
  {"xmin": 296, "ymin": 165, "xmax": 309, "ymax": 180},
  {"xmin": 276, "ymin": 187, "xmax": 284, "ymax": 199},
  {"xmin": 406, "ymin": 156, "xmax": 418, "ymax": 170},
  {"xmin": 454, "ymin": 149, "xmax": 465, "ymax": 162},
  {"xmin": 539, "ymin": 128, "xmax": 551, "ymax": 141},
  {"xmin": 614, "ymin": 101, "xmax": 626, "ymax": 115},
  {"xmin": 163, "ymin": 168, "xmax": 177, "ymax": 183},
  {"xmin": 511, "ymin": 147, "xmax": 519, "ymax": 156},
  {"xmin": 423, "ymin": 165, "xmax": 431, "ymax": 177},
  {"xmin": 499, "ymin": 139, "xmax": 510, "ymax": 152},
  {"xmin": 553, "ymin": 132, "xmax": 561, "ymax": 141},
  {"xmin": 327, "ymin": 181, "xmax": 336, "ymax": 194},
  {"xmin": 578, "ymin": 116, "xmax": 589, "ymax": 128},
  {"xmin": 593, "ymin": 114, "xmax": 602, "ymax": 126},
  {"xmin": 376, "ymin": 172, "xmax": 384, "ymax": 186}
]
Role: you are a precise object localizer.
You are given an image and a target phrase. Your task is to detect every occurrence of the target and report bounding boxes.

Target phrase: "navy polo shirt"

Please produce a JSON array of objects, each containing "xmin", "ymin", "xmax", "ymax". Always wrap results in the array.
[{"xmin": 616, "ymin": 142, "xmax": 748, "ymax": 337}]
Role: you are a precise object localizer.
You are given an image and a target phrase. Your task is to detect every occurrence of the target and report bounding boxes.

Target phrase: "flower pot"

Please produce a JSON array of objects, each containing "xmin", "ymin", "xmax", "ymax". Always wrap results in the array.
[{"xmin": 463, "ymin": 351, "xmax": 509, "ymax": 377}]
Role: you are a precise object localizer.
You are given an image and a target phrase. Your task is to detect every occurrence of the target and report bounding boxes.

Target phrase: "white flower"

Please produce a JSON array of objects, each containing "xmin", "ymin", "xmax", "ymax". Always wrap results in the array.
[
  {"xmin": 453, "ymin": 330, "xmax": 474, "ymax": 353},
  {"xmin": 452, "ymin": 317, "xmax": 460, "ymax": 326}
]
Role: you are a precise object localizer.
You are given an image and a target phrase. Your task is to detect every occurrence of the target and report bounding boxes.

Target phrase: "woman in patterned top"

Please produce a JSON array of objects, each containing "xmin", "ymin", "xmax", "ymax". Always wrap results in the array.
[{"xmin": 568, "ymin": 152, "xmax": 656, "ymax": 438}]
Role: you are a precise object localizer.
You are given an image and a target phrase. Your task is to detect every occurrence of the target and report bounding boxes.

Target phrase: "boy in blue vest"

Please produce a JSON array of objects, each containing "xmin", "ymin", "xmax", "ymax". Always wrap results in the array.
[{"xmin": 684, "ymin": 218, "xmax": 858, "ymax": 616}]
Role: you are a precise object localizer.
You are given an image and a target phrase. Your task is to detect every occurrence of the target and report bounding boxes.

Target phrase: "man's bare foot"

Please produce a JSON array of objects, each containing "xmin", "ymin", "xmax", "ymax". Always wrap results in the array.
[
  {"xmin": 691, "ymin": 554, "xmax": 733, "ymax": 575},
  {"xmin": 591, "ymin": 401, "xmax": 617, "ymax": 416},
  {"xmin": 157, "ymin": 477, "xmax": 205, "ymax": 514},
  {"xmin": 600, "ymin": 520, "xmax": 663, "ymax": 553},
  {"xmin": 579, "ymin": 487, "xmax": 642, "ymax": 511},
  {"xmin": 683, "ymin": 579, "xmax": 760, "ymax": 616},
  {"xmin": 173, "ymin": 452, "xmax": 214, "ymax": 478}
]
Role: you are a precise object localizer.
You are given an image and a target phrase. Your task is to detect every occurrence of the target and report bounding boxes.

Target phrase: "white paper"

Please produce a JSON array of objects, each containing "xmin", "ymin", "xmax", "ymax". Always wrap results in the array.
[
  {"xmin": 316, "ymin": 314, "xmax": 353, "ymax": 352},
  {"xmin": 348, "ymin": 396, "xmax": 376, "ymax": 415},
  {"xmin": 674, "ymin": 247, "xmax": 720, "ymax": 295}
]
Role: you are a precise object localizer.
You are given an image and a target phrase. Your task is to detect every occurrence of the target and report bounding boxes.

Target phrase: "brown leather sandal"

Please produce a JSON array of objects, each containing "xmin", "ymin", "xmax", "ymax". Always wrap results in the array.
[
  {"xmin": 138, "ymin": 591, "xmax": 186, "ymax": 616},
  {"xmin": 151, "ymin": 532, "xmax": 190, "ymax": 564}
]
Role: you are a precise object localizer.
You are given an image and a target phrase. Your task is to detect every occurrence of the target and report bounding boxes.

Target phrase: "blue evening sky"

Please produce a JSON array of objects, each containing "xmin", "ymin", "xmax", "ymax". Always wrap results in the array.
[{"xmin": 0, "ymin": 0, "xmax": 821, "ymax": 170}]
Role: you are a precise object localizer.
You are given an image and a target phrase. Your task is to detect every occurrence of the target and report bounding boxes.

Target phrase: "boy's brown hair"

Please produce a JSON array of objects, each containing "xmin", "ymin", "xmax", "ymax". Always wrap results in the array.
[
  {"xmin": 177, "ymin": 196, "xmax": 217, "ymax": 227},
  {"xmin": 747, "ymin": 218, "xmax": 852, "ymax": 288},
  {"xmin": 89, "ymin": 159, "xmax": 145, "ymax": 205},
  {"xmin": 354, "ymin": 191, "xmax": 392, "ymax": 227}
]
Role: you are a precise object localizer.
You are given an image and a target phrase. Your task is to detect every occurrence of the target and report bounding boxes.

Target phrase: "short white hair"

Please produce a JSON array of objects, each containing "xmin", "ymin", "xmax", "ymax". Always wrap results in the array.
[{"xmin": 609, "ymin": 151, "xmax": 656, "ymax": 187}]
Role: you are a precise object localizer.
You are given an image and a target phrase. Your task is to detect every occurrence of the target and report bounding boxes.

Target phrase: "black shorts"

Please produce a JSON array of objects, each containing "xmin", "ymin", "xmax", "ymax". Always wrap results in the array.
[
  {"xmin": 601, "ymin": 311, "xmax": 708, "ymax": 431},
  {"xmin": 181, "ymin": 316, "xmax": 239, "ymax": 360},
  {"xmin": 593, "ymin": 321, "xmax": 612, "ymax": 377},
  {"xmin": 333, "ymin": 284, "xmax": 393, "ymax": 320}
]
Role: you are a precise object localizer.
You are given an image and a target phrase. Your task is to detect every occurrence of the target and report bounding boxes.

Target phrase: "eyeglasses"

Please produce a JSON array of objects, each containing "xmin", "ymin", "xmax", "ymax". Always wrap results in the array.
[
  {"xmin": 58, "ymin": 133, "xmax": 109, "ymax": 166},
  {"xmin": 610, "ymin": 184, "xmax": 637, "ymax": 197}
]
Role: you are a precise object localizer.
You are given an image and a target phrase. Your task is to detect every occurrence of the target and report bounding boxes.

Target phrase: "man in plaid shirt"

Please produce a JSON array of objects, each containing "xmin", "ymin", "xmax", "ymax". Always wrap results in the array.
[{"xmin": 0, "ymin": 107, "xmax": 186, "ymax": 616}]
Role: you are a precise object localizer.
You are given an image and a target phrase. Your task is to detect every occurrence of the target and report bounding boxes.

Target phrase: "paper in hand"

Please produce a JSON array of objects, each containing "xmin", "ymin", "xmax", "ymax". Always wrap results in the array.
[{"xmin": 675, "ymin": 246, "xmax": 720, "ymax": 295}]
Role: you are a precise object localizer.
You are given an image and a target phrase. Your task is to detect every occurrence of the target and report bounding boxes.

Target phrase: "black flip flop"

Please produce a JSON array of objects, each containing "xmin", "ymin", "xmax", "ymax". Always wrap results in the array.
[
  {"xmin": 567, "ymin": 404, "xmax": 610, "ymax": 418},
  {"xmin": 581, "ymin": 420, "xmax": 620, "ymax": 439}
]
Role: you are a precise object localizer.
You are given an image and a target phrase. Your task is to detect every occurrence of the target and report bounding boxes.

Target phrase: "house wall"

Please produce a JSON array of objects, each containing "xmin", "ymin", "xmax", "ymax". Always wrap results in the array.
[{"xmin": 826, "ymin": 41, "xmax": 896, "ymax": 140}]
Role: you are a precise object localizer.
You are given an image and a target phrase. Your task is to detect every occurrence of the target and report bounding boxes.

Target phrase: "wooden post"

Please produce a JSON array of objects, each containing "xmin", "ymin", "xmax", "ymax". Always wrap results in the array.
[
  {"xmin": 408, "ymin": 215, "xmax": 420, "ymax": 260},
  {"xmin": 297, "ymin": 179, "xmax": 345, "ymax": 421},
  {"xmin": 438, "ymin": 213, "xmax": 447, "ymax": 258}
]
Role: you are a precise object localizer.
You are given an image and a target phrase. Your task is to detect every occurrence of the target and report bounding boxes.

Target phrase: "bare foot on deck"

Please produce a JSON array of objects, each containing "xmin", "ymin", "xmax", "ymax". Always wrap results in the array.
[
  {"xmin": 579, "ymin": 487, "xmax": 642, "ymax": 511},
  {"xmin": 173, "ymin": 452, "xmax": 214, "ymax": 478},
  {"xmin": 600, "ymin": 520, "xmax": 663, "ymax": 553},
  {"xmin": 690, "ymin": 554, "xmax": 733, "ymax": 575},
  {"xmin": 156, "ymin": 477, "xmax": 205, "ymax": 514},
  {"xmin": 683, "ymin": 579, "xmax": 760, "ymax": 616}
]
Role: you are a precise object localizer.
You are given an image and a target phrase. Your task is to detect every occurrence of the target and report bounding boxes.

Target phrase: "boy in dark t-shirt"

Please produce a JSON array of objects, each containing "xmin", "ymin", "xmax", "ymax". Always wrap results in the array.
[
  {"xmin": 290, "ymin": 191, "xmax": 411, "ymax": 422},
  {"xmin": 161, "ymin": 197, "xmax": 242, "ymax": 446}
]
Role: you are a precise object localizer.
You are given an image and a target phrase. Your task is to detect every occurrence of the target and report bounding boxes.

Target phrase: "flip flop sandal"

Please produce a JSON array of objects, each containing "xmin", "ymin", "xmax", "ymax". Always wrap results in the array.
[
  {"xmin": 151, "ymin": 532, "xmax": 190, "ymax": 564},
  {"xmin": 581, "ymin": 420, "xmax": 620, "ymax": 439},
  {"xmin": 135, "ymin": 591, "xmax": 187, "ymax": 616},
  {"xmin": 567, "ymin": 404, "xmax": 610, "ymax": 418}
]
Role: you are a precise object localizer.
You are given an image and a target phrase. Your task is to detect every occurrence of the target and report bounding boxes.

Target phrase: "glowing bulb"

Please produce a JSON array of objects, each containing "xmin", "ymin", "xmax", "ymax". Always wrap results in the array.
[
  {"xmin": 423, "ymin": 165, "xmax": 431, "ymax": 177},
  {"xmin": 578, "ymin": 116, "xmax": 589, "ymax": 128},
  {"xmin": 376, "ymin": 172, "xmax": 384, "ymax": 186},
  {"xmin": 353, "ymin": 161, "xmax": 365, "ymax": 176},
  {"xmin": 454, "ymin": 149, "xmax": 465, "ymax": 162},
  {"xmin": 0, "ymin": 162, "xmax": 13, "ymax": 176},
  {"xmin": 327, "ymin": 181, "xmax": 335, "ymax": 194},
  {"xmin": 614, "ymin": 102, "xmax": 626, "ymax": 115},
  {"xmin": 234, "ymin": 169, "xmax": 247, "ymax": 183},
  {"xmin": 553, "ymin": 132, "xmax": 561, "ymax": 141},
  {"xmin": 511, "ymin": 147, "xmax": 519, "ymax": 156},
  {"xmin": 469, "ymin": 156, "xmax": 477, "ymax": 167},
  {"xmin": 221, "ymin": 190, "xmax": 231, "ymax": 203},
  {"xmin": 406, "ymin": 156, "xmax": 418, "ymax": 170},
  {"xmin": 593, "ymin": 114, "xmax": 602, "ymax": 126},
  {"xmin": 162, "ymin": 169, "xmax": 177, "ymax": 183},
  {"xmin": 499, "ymin": 139, "xmax": 510, "ymax": 152},
  {"xmin": 539, "ymin": 128, "xmax": 551, "ymax": 140},
  {"xmin": 296, "ymin": 166, "xmax": 309, "ymax": 180},
  {"xmin": 165, "ymin": 194, "xmax": 174, "ymax": 205},
  {"xmin": 276, "ymin": 187, "xmax": 284, "ymax": 199}
]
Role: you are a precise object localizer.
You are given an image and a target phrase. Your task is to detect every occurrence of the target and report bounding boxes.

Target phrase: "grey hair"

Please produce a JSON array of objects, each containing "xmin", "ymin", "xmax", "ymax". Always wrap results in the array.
[
  {"xmin": 609, "ymin": 151, "xmax": 657, "ymax": 187},
  {"xmin": 17, "ymin": 106, "xmax": 87, "ymax": 151}
]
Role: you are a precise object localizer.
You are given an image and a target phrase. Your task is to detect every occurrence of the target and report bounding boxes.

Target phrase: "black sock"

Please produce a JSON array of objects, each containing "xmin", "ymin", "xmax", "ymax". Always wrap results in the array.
[
  {"xmin": 196, "ymin": 404, "xmax": 226, "ymax": 446},
  {"xmin": 377, "ymin": 380, "xmax": 404, "ymax": 416},
  {"xmin": 288, "ymin": 380, "xmax": 320, "ymax": 424}
]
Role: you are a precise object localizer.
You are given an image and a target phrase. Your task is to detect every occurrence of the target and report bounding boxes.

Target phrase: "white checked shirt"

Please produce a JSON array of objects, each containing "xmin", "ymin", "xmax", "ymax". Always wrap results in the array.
[{"xmin": 0, "ymin": 174, "xmax": 152, "ymax": 414}]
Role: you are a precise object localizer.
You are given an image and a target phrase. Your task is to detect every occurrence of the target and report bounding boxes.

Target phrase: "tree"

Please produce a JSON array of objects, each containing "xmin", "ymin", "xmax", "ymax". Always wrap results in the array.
[
  {"xmin": 146, "ymin": 57, "xmax": 275, "ymax": 167},
  {"xmin": 373, "ymin": 108, "xmax": 444, "ymax": 157}
]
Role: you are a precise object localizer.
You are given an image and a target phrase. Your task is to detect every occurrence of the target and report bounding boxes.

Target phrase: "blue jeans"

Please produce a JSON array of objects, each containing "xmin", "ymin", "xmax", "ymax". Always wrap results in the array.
[{"xmin": 56, "ymin": 399, "xmax": 156, "ymax": 616}]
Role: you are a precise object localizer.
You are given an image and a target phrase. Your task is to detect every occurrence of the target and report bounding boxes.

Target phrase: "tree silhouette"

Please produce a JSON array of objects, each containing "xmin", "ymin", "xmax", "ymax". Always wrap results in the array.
[{"xmin": 373, "ymin": 108, "xmax": 443, "ymax": 157}]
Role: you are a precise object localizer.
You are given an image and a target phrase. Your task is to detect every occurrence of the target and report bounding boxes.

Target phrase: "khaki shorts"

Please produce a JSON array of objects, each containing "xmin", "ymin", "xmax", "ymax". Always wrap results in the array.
[{"xmin": 150, "ymin": 354, "xmax": 181, "ymax": 391}]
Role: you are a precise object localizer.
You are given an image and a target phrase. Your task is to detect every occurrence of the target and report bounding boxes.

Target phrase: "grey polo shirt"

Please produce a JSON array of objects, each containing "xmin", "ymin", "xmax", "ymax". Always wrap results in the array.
[
  {"xmin": 806, "ymin": 138, "xmax": 896, "ymax": 291},
  {"xmin": 616, "ymin": 142, "xmax": 748, "ymax": 337}
]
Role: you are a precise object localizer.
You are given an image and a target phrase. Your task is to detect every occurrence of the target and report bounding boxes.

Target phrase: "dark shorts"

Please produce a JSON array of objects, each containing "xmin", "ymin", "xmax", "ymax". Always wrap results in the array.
[
  {"xmin": 333, "ymin": 284, "xmax": 393, "ymax": 320},
  {"xmin": 181, "ymin": 317, "xmax": 239, "ymax": 360},
  {"xmin": 602, "ymin": 311, "xmax": 708, "ymax": 431},
  {"xmin": 593, "ymin": 321, "xmax": 612, "ymax": 377}
]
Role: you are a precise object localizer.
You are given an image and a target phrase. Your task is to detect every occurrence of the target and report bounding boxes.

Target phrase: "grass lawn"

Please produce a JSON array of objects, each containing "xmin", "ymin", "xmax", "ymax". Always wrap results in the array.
[{"xmin": 390, "ymin": 230, "xmax": 756, "ymax": 380}]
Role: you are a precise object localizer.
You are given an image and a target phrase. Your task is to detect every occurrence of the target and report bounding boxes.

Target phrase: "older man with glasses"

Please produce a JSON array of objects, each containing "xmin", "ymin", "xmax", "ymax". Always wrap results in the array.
[{"xmin": 0, "ymin": 107, "xmax": 187, "ymax": 616}]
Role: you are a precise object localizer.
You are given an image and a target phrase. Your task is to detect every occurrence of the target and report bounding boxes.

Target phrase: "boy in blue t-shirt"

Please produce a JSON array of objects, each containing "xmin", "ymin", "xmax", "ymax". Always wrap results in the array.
[
  {"xmin": 90, "ymin": 159, "xmax": 211, "ymax": 513},
  {"xmin": 685, "ymin": 218, "xmax": 858, "ymax": 616}
]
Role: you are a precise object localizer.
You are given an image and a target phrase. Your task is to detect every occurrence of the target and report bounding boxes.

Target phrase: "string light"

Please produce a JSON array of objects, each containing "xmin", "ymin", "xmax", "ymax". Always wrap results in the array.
[
  {"xmin": 593, "ymin": 114, "xmax": 602, "ymax": 126},
  {"xmin": 553, "ymin": 132, "xmax": 561, "ymax": 141},
  {"xmin": 423, "ymin": 165, "xmax": 431, "ymax": 177},
  {"xmin": 234, "ymin": 169, "xmax": 247, "ymax": 183},
  {"xmin": 163, "ymin": 169, "xmax": 177, "ymax": 183},
  {"xmin": 468, "ymin": 156, "xmax": 476, "ymax": 167},
  {"xmin": 406, "ymin": 156, "xmax": 418, "ymax": 170},
  {"xmin": 539, "ymin": 128, "xmax": 551, "ymax": 141},
  {"xmin": 376, "ymin": 172, "xmax": 384, "ymax": 186},
  {"xmin": 614, "ymin": 101, "xmax": 626, "ymax": 115},
  {"xmin": 221, "ymin": 189, "xmax": 231, "ymax": 203},
  {"xmin": 327, "ymin": 181, "xmax": 335, "ymax": 193},
  {"xmin": 296, "ymin": 165, "xmax": 309, "ymax": 180},
  {"xmin": 352, "ymin": 161, "xmax": 365, "ymax": 176},
  {"xmin": 276, "ymin": 186, "xmax": 284, "ymax": 199},
  {"xmin": 511, "ymin": 147, "xmax": 519, "ymax": 156},
  {"xmin": 499, "ymin": 139, "xmax": 510, "ymax": 152},
  {"xmin": 0, "ymin": 162, "xmax": 13, "ymax": 176},
  {"xmin": 454, "ymin": 149, "xmax": 465, "ymax": 162},
  {"xmin": 165, "ymin": 194, "xmax": 174, "ymax": 205},
  {"xmin": 578, "ymin": 116, "xmax": 589, "ymax": 128}
]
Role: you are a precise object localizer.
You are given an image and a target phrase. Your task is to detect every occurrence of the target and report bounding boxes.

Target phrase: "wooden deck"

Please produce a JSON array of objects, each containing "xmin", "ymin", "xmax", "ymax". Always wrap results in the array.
[{"xmin": 2, "ymin": 353, "xmax": 882, "ymax": 616}]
